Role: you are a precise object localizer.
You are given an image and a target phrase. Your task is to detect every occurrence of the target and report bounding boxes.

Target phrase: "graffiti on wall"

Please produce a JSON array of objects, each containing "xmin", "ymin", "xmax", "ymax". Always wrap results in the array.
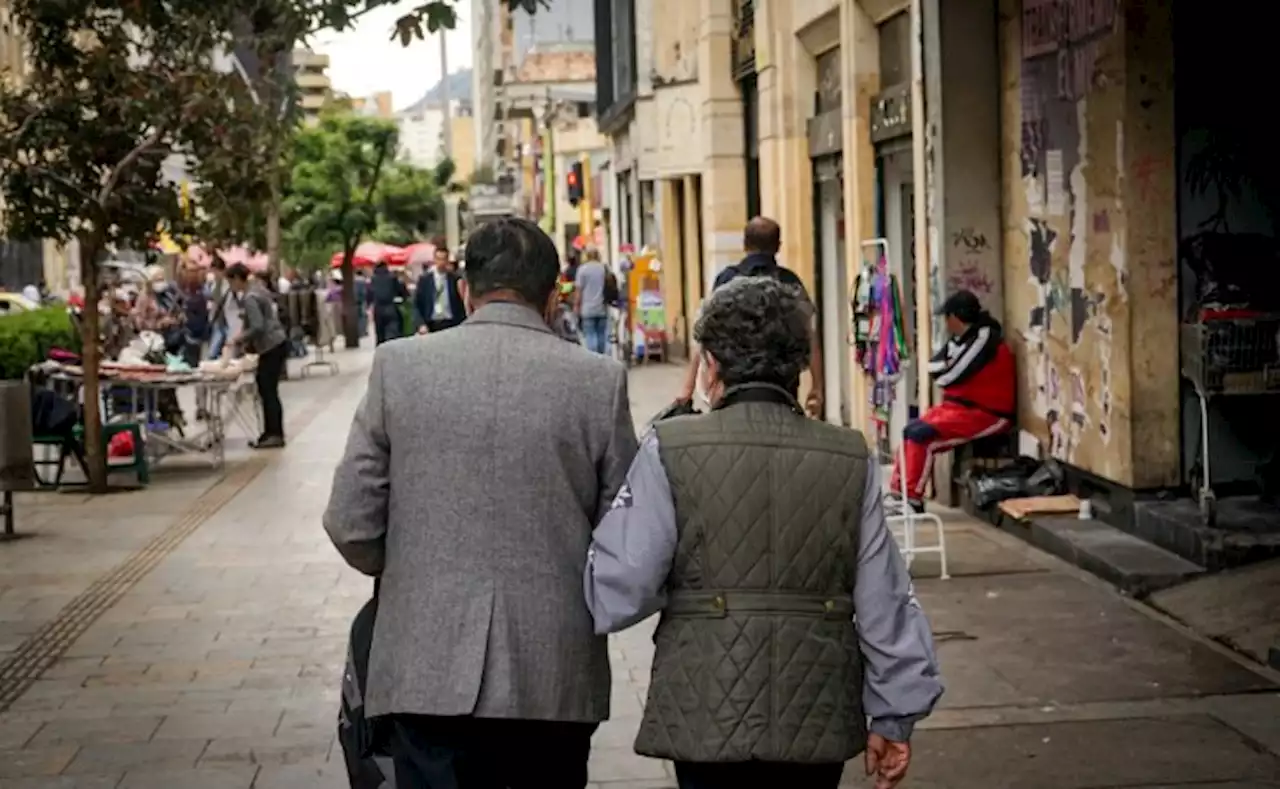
[
  {"xmin": 1017, "ymin": 0, "xmax": 1122, "ymax": 469},
  {"xmin": 946, "ymin": 228, "xmax": 997, "ymax": 299}
]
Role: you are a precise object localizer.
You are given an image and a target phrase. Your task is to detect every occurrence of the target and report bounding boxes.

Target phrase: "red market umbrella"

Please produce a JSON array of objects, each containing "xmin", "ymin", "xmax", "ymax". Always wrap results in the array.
[{"xmin": 331, "ymin": 241, "xmax": 402, "ymax": 269}]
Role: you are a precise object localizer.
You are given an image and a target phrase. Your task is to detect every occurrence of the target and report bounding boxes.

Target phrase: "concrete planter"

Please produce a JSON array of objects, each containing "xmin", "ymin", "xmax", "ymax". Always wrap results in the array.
[{"xmin": 0, "ymin": 380, "xmax": 35, "ymax": 493}]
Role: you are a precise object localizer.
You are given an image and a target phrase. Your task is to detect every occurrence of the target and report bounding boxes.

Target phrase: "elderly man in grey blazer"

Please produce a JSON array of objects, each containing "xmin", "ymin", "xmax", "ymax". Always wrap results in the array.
[{"xmin": 324, "ymin": 217, "xmax": 639, "ymax": 789}]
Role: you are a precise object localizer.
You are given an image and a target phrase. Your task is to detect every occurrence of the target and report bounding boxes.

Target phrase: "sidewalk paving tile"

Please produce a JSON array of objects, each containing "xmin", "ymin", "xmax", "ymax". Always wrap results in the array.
[
  {"xmin": 117, "ymin": 765, "xmax": 258, "ymax": 789},
  {"xmin": 853, "ymin": 715, "xmax": 1280, "ymax": 788}
]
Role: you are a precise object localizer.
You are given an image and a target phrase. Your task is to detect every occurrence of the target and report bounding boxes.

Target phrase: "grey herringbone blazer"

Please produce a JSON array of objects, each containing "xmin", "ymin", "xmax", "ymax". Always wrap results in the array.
[{"xmin": 323, "ymin": 301, "xmax": 638, "ymax": 722}]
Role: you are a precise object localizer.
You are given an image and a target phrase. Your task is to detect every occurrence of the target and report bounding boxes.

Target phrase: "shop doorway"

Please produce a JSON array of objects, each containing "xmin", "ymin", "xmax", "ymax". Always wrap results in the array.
[
  {"xmin": 1174, "ymin": 1, "xmax": 1280, "ymax": 509},
  {"xmin": 815, "ymin": 159, "xmax": 850, "ymax": 426}
]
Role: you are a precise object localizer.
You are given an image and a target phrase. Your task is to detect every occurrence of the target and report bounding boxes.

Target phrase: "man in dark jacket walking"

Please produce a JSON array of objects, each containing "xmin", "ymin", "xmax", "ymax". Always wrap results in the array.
[
  {"xmin": 369, "ymin": 262, "xmax": 408, "ymax": 346},
  {"xmin": 413, "ymin": 246, "xmax": 465, "ymax": 334}
]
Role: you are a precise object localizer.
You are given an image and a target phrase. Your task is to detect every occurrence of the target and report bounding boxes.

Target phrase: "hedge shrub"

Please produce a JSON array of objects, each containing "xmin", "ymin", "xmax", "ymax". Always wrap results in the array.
[{"xmin": 0, "ymin": 307, "xmax": 79, "ymax": 381}]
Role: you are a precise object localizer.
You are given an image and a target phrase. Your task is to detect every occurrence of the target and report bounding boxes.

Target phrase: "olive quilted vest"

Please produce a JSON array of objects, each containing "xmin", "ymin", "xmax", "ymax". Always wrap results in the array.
[{"xmin": 636, "ymin": 400, "xmax": 870, "ymax": 764}]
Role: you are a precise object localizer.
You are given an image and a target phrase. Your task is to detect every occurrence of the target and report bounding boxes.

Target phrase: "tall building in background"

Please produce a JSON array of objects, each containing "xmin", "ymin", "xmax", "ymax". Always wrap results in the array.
[
  {"xmin": 512, "ymin": 0, "xmax": 594, "ymax": 63},
  {"xmin": 398, "ymin": 101, "xmax": 461, "ymax": 169},
  {"xmin": 292, "ymin": 49, "xmax": 332, "ymax": 124}
]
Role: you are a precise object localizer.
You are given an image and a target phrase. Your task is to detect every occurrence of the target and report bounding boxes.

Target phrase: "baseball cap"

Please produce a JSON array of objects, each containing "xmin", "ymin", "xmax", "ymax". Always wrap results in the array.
[{"xmin": 938, "ymin": 289, "xmax": 983, "ymax": 322}]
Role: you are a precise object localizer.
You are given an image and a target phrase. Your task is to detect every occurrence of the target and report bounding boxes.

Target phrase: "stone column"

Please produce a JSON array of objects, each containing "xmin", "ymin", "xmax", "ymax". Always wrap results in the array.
[
  {"xmin": 697, "ymin": 0, "xmax": 748, "ymax": 290},
  {"xmin": 659, "ymin": 178, "xmax": 688, "ymax": 355},
  {"xmin": 754, "ymin": 0, "xmax": 816, "ymax": 287},
  {"xmin": 840, "ymin": 0, "xmax": 882, "ymax": 433},
  {"xmin": 1123, "ymin": 0, "xmax": 1178, "ymax": 488},
  {"xmin": 683, "ymin": 174, "xmax": 705, "ymax": 315}
]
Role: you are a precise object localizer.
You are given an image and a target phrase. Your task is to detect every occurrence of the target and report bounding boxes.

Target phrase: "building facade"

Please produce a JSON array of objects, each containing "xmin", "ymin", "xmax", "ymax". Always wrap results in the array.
[
  {"xmin": 595, "ymin": 0, "xmax": 1266, "ymax": 548},
  {"xmin": 292, "ymin": 49, "xmax": 332, "ymax": 125},
  {"xmin": 596, "ymin": 0, "xmax": 747, "ymax": 358}
]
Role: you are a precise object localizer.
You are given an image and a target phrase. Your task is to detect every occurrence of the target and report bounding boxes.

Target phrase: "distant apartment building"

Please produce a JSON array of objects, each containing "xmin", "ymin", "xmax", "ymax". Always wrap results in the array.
[
  {"xmin": 349, "ymin": 91, "xmax": 394, "ymax": 118},
  {"xmin": 292, "ymin": 48, "xmax": 332, "ymax": 124},
  {"xmin": 398, "ymin": 102, "xmax": 455, "ymax": 169}
]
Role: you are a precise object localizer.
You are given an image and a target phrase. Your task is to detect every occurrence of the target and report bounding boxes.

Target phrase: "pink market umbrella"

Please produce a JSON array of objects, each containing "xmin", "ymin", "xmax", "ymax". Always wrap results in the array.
[
  {"xmin": 218, "ymin": 245, "xmax": 269, "ymax": 272},
  {"xmin": 388, "ymin": 242, "xmax": 435, "ymax": 267}
]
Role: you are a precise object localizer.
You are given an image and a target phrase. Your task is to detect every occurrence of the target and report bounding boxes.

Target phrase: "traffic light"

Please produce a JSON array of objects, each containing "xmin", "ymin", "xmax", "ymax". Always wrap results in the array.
[{"xmin": 567, "ymin": 161, "xmax": 584, "ymax": 206}]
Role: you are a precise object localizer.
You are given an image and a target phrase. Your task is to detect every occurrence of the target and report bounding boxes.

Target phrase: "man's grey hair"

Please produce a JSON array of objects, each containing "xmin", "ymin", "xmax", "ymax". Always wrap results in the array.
[{"xmin": 694, "ymin": 276, "xmax": 812, "ymax": 390}]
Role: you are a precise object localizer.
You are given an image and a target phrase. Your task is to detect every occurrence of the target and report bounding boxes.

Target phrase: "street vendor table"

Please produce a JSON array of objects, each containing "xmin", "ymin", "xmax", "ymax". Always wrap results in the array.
[{"xmin": 36, "ymin": 362, "xmax": 254, "ymax": 472}]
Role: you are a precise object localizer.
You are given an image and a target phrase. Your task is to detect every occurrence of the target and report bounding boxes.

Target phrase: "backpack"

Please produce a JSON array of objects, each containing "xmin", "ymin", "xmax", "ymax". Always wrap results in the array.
[{"xmin": 604, "ymin": 270, "xmax": 621, "ymax": 305}]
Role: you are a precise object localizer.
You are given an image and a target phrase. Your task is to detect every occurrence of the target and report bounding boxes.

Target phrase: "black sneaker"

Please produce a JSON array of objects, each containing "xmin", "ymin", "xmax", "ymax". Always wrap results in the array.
[{"xmin": 250, "ymin": 435, "xmax": 286, "ymax": 449}]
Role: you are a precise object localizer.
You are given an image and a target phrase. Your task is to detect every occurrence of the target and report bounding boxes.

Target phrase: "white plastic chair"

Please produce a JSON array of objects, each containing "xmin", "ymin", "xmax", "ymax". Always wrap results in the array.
[{"xmin": 884, "ymin": 443, "xmax": 950, "ymax": 580}]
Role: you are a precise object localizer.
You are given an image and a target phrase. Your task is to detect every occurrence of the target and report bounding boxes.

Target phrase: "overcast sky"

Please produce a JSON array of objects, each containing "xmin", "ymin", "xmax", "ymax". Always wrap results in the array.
[{"xmin": 310, "ymin": 0, "xmax": 475, "ymax": 111}]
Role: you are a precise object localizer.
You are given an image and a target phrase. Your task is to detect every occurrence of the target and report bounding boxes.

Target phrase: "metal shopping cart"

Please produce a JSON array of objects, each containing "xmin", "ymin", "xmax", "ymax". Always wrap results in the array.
[{"xmin": 1180, "ymin": 317, "xmax": 1280, "ymax": 524}]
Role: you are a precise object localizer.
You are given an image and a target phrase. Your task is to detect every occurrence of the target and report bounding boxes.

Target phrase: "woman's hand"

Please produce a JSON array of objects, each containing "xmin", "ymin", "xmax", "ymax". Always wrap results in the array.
[{"xmin": 865, "ymin": 734, "xmax": 911, "ymax": 789}]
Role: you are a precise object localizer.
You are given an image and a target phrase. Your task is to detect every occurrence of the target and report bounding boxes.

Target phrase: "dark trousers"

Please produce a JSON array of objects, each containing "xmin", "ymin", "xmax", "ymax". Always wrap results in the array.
[
  {"xmin": 256, "ymin": 342, "xmax": 287, "ymax": 439},
  {"xmin": 375, "ymin": 306, "xmax": 402, "ymax": 346},
  {"xmin": 389, "ymin": 714, "xmax": 596, "ymax": 789},
  {"xmin": 673, "ymin": 760, "xmax": 844, "ymax": 789}
]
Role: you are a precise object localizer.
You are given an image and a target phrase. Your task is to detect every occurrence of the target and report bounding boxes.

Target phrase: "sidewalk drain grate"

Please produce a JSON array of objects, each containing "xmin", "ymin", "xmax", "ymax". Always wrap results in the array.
[{"xmin": 0, "ymin": 367, "xmax": 352, "ymax": 713}]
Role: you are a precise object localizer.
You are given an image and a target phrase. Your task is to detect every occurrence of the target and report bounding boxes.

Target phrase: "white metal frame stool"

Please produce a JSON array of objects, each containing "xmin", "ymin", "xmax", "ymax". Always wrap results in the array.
[{"xmin": 885, "ymin": 443, "xmax": 950, "ymax": 580}]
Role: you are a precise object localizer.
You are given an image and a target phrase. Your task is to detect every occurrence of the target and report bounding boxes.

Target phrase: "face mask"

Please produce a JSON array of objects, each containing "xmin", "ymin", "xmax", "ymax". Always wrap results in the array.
[{"xmin": 151, "ymin": 282, "xmax": 166, "ymax": 293}]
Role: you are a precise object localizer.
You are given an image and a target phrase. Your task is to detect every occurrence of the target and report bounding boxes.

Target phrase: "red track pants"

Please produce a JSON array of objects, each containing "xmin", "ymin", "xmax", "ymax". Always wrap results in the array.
[{"xmin": 889, "ymin": 401, "xmax": 1011, "ymax": 502}]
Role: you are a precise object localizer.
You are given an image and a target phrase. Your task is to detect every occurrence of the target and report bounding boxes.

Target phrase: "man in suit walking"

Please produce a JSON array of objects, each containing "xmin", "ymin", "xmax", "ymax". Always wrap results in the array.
[
  {"xmin": 324, "ymin": 217, "xmax": 639, "ymax": 789},
  {"xmin": 413, "ymin": 245, "xmax": 465, "ymax": 334}
]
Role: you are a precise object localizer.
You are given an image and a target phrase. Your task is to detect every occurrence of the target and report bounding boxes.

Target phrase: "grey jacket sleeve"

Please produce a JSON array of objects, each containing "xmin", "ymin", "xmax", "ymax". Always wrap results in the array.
[
  {"xmin": 584, "ymin": 431, "xmax": 677, "ymax": 635},
  {"xmin": 597, "ymin": 367, "xmax": 641, "ymax": 522},
  {"xmin": 323, "ymin": 349, "xmax": 391, "ymax": 576},
  {"xmin": 241, "ymin": 292, "xmax": 266, "ymax": 346},
  {"xmin": 855, "ymin": 462, "xmax": 945, "ymax": 741}
]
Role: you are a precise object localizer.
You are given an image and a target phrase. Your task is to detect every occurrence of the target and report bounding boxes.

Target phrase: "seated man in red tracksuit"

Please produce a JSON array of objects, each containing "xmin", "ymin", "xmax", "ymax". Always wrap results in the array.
[{"xmin": 890, "ymin": 290, "xmax": 1016, "ymax": 512}]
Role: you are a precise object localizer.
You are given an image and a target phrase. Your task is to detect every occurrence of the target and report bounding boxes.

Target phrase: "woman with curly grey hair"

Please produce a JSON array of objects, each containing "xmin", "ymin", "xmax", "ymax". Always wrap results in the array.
[{"xmin": 583, "ymin": 276, "xmax": 943, "ymax": 789}]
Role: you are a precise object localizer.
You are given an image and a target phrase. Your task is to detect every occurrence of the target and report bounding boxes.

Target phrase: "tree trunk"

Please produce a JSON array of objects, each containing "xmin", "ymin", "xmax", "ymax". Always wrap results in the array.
[
  {"xmin": 266, "ymin": 169, "xmax": 282, "ymax": 273},
  {"xmin": 341, "ymin": 245, "xmax": 359, "ymax": 348},
  {"xmin": 79, "ymin": 237, "xmax": 107, "ymax": 493}
]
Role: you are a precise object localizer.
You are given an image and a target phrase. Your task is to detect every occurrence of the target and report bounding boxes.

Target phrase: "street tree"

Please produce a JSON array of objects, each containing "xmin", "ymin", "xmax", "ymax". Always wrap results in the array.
[
  {"xmin": 313, "ymin": 0, "xmax": 550, "ymax": 44},
  {"xmin": 373, "ymin": 159, "xmax": 452, "ymax": 246},
  {"xmin": 0, "ymin": 0, "xmax": 281, "ymax": 492},
  {"xmin": 284, "ymin": 112, "xmax": 398, "ymax": 346}
]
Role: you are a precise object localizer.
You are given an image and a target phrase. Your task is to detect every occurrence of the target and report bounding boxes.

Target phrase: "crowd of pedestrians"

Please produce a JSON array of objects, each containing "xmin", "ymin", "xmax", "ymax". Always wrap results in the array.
[{"xmin": 324, "ymin": 216, "xmax": 942, "ymax": 789}]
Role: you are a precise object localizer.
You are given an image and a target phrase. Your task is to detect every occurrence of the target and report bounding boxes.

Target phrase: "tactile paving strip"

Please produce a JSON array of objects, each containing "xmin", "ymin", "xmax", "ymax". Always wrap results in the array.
[
  {"xmin": 0, "ymin": 368, "xmax": 354, "ymax": 712},
  {"xmin": 0, "ymin": 458, "xmax": 268, "ymax": 712}
]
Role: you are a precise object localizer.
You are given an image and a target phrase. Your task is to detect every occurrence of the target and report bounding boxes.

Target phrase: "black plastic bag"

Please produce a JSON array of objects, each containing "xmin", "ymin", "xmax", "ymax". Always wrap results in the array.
[
  {"xmin": 968, "ymin": 457, "xmax": 1065, "ymax": 509},
  {"xmin": 970, "ymin": 468, "xmax": 1030, "ymax": 509},
  {"xmin": 1024, "ymin": 458, "xmax": 1066, "ymax": 497},
  {"xmin": 339, "ymin": 584, "xmax": 394, "ymax": 789}
]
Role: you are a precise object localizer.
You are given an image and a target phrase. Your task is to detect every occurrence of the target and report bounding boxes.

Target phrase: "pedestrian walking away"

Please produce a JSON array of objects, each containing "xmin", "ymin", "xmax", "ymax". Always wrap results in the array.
[
  {"xmin": 574, "ymin": 246, "xmax": 610, "ymax": 354},
  {"xmin": 888, "ymin": 288, "xmax": 1016, "ymax": 512},
  {"xmin": 324, "ymin": 217, "xmax": 640, "ymax": 789},
  {"xmin": 369, "ymin": 261, "xmax": 408, "ymax": 346},
  {"xmin": 677, "ymin": 216, "xmax": 826, "ymax": 416},
  {"xmin": 586, "ymin": 277, "xmax": 943, "ymax": 789},
  {"xmin": 414, "ymin": 245, "xmax": 466, "ymax": 334},
  {"xmin": 226, "ymin": 263, "xmax": 289, "ymax": 449}
]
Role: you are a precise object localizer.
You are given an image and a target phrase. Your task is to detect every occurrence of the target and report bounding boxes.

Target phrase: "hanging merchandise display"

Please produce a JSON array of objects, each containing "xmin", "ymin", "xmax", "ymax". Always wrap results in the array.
[{"xmin": 854, "ymin": 239, "xmax": 911, "ymax": 457}]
